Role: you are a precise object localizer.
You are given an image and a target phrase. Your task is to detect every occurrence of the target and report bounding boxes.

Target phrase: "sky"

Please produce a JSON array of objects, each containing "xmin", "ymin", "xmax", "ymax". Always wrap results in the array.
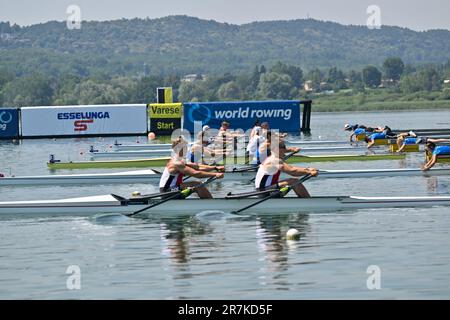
[{"xmin": 0, "ymin": 0, "xmax": 449, "ymax": 31}]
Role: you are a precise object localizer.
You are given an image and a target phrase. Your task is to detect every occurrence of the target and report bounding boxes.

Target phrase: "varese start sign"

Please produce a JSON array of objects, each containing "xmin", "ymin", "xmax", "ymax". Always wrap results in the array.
[{"xmin": 21, "ymin": 104, "xmax": 148, "ymax": 137}]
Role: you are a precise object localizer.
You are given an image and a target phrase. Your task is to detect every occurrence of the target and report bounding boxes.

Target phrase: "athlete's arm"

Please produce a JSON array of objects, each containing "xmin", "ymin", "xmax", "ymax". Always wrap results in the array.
[
  {"xmin": 281, "ymin": 163, "xmax": 318, "ymax": 177},
  {"xmin": 422, "ymin": 155, "xmax": 437, "ymax": 171},
  {"xmin": 182, "ymin": 165, "xmax": 224, "ymax": 179}
]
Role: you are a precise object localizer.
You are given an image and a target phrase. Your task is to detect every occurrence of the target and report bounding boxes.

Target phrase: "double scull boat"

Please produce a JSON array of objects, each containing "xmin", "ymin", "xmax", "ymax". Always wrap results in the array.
[
  {"xmin": 1, "ymin": 194, "xmax": 450, "ymax": 215},
  {"xmin": 48, "ymin": 153, "xmax": 406, "ymax": 169},
  {"xmin": 2, "ymin": 167, "xmax": 449, "ymax": 186}
]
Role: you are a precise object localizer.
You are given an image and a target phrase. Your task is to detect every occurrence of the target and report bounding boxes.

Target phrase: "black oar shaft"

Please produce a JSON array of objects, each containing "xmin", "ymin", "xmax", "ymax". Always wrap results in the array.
[{"xmin": 232, "ymin": 174, "xmax": 313, "ymax": 214}]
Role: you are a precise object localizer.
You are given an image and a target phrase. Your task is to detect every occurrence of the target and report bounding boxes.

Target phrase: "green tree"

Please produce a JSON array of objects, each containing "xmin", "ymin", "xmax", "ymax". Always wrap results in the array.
[
  {"xmin": 270, "ymin": 61, "xmax": 303, "ymax": 89},
  {"xmin": 362, "ymin": 66, "xmax": 382, "ymax": 88},
  {"xmin": 217, "ymin": 81, "xmax": 242, "ymax": 100},
  {"xmin": 304, "ymin": 68, "xmax": 324, "ymax": 91},
  {"xmin": 256, "ymin": 72, "xmax": 294, "ymax": 100},
  {"xmin": 327, "ymin": 67, "xmax": 346, "ymax": 90},
  {"xmin": 2, "ymin": 74, "xmax": 53, "ymax": 107},
  {"xmin": 383, "ymin": 57, "xmax": 405, "ymax": 81},
  {"xmin": 178, "ymin": 81, "xmax": 204, "ymax": 102}
]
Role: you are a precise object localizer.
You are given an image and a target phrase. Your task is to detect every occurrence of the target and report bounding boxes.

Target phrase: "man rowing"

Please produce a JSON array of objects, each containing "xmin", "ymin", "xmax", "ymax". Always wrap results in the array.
[
  {"xmin": 422, "ymin": 139, "xmax": 450, "ymax": 171},
  {"xmin": 246, "ymin": 126, "xmax": 266, "ymax": 165},
  {"xmin": 366, "ymin": 126, "xmax": 397, "ymax": 149},
  {"xmin": 254, "ymin": 139, "xmax": 318, "ymax": 197},
  {"xmin": 345, "ymin": 124, "xmax": 379, "ymax": 142},
  {"xmin": 161, "ymin": 137, "xmax": 224, "ymax": 198},
  {"xmin": 395, "ymin": 131, "xmax": 418, "ymax": 152},
  {"xmin": 188, "ymin": 131, "xmax": 229, "ymax": 164},
  {"xmin": 249, "ymin": 131, "xmax": 300, "ymax": 166}
]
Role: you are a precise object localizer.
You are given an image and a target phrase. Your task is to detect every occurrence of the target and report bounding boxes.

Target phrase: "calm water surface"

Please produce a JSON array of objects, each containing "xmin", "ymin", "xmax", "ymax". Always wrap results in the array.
[{"xmin": 1, "ymin": 110, "xmax": 450, "ymax": 299}]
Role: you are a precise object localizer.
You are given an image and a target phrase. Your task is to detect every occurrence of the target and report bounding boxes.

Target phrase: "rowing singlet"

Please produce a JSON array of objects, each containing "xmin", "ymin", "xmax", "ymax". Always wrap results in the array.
[
  {"xmin": 370, "ymin": 132, "xmax": 386, "ymax": 141},
  {"xmin": 404, "ymin": 137, "xmax": 417, "ymax": 145},
  {"xmin": 254, "ymin": 165, "xmax": 281, "ymax": 190},
  {"xmin": 159, "ymin": 167, "xmax": 184, "ymax": 191},
  {"xmin": 354, "ymin": 128, "xmax": 365, "ymax": 135},
  {"xmin": 433, "ymin": 146, "xmax": 450, "ymax": 156}
]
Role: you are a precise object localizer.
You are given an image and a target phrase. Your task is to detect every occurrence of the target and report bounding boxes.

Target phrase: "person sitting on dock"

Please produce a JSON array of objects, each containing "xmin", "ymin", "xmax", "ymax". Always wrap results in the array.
[
  {"xmin": 422, "ymin": 140, "xmax": 450, "ymax": 171},
  {"xmin": 254, "ymin": 139, "xmax": 317, "ymax": 198},
  {"xmin": 161, "ymin": 137, "xmax": 224, "ymax": 198}
]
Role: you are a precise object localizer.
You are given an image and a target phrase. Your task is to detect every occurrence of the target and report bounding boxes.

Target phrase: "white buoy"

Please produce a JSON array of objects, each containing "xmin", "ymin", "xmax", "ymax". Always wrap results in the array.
[{"xmin": 286, "ymin": 228, "xmax": 301, "ymax": 240}]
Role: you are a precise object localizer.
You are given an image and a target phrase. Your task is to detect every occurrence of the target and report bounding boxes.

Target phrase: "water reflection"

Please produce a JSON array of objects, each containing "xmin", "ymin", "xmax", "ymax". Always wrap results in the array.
[
  {"xmin": 158, "ymin": 216, "xmax": 214, "ymax": 265},
  {"xmin": 255, "ymin": 214, "xmax": 310, "ymax": 273}
]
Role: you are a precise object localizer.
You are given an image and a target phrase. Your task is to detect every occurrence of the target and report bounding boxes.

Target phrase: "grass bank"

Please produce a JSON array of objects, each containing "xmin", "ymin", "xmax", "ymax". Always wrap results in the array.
[{"xmin": 310, "ymin": 89, "xmax": 450, "ymax": 112}]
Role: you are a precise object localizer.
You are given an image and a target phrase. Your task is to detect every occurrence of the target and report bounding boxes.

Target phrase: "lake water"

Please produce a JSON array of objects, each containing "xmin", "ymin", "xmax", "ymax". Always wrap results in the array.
[{"xmin": 1, "ymin": 110, "xmax": 450, "ymax": 299}]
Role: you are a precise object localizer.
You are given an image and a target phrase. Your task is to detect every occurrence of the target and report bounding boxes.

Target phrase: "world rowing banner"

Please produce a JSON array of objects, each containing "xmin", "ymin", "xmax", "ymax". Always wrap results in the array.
[
  {"xmin": 21, "ymin": 104, "xmax": 147, "ymax": 137},
  {"xmin": 0, "ymin": 108, "xmax": 20, "ymax": 139},
  {"xmin": 183, "ymin": 100, "xmax": 301, "ymax": 133}
]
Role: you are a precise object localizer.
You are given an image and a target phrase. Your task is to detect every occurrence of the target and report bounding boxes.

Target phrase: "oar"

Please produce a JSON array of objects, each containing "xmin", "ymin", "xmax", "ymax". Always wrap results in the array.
[
  {"xmin": 233, "ymin": 150, "xmax": 300, "ymax": 174},
  {"xmin": 247, "ymin": 150, "xmax": 301, "ymax": 183},
  {"xmin": 231, "ymin": 174, "xmax": 313, "ymax": 215},
  {"xmin": 126, "ymin": 176, "xmax": 217, "ymax": 217}
]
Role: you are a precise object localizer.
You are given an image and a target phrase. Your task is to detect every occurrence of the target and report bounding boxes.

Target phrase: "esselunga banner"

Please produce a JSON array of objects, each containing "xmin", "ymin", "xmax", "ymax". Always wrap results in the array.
[
  {"xmin": 0, "ymin": 108, "xmax": 20, "ymax": 139},
  {"xmin": 183, "ymin": 100, "xmax": 301, "ymax": 133},
  {"xmin": 21, "ymin": 104, "xmax": 147, "ymax": 137}
]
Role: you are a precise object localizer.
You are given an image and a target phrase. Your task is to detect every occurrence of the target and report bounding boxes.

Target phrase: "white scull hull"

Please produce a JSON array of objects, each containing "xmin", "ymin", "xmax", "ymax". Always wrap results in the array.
[
  {"xmin": 91, "ymin": 145, "xmax": 370, "ymax": 159},
  {"xmin": 2, "ymin": 168, "xmax": 450, "ymax": 186},
  {"xmin": 1, "ymin": 194, "xmax": 450, "ymax": 216},
  {"xmin": 113, "ymin": 140, "xmax": 356, "ymax": 151}
]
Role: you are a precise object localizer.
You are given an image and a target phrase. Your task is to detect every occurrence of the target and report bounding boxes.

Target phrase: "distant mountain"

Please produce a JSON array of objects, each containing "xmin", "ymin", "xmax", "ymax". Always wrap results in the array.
[{"xmin": 0, "ymin": 15, "xmax": 449, "ymax": 77}]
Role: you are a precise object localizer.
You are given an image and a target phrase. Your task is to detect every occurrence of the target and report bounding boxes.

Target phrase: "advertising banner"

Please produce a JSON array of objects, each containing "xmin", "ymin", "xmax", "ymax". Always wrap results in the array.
[
  {"xmin": 149, "ymin": 103, "xmax": 182, "ymax": 135},
  {"xmin": 21, "ymin": 104, "xmax": 147, "ymax": 137},
  {"xmin": 0, "ymin": 108, "xmax": 20, "ymax": 139},
  {"xmin": 183, "ymin": 100, "xmax": 301, "ymax": 133}
]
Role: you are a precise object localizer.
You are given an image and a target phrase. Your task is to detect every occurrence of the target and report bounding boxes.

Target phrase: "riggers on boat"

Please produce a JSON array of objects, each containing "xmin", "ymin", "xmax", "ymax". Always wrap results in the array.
[
  {"xmin": 1, "ymin": 194, "xmax": 450, "ymax": 216},
  {"xmin": 47, "ymin": 153, "xmax": 407, "ymax": 169},
  {"xmin": 3, "ymin": 167, "xmax": 450, "ymax": 186}
]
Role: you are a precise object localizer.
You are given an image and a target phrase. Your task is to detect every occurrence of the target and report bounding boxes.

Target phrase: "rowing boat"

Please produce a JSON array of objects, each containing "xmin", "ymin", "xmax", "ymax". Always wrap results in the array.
[
  {"xmin": 437, "ymin": 155, "xmax": 450, "ymax": 163},
  {"xmin": 47, "ymin": 153, "xmax": 406, "ymax": 169},
  {"xmin": 0, "ymin": 169, "xmax": 161, "ymax": 186},
  {"xmin": 4, "ymin": 167, "xmax": 449, "ymax": 186},
  {"xmin": 90, "ymin": 145, "xmax": 369, "ymax": 159},
  {"xmin": 113, "ymin": 140, "xmax": 354, "ymax": 151},
  {"xmin": 1, "ymin": 194, "xmax": 449, "ymax": 215}
]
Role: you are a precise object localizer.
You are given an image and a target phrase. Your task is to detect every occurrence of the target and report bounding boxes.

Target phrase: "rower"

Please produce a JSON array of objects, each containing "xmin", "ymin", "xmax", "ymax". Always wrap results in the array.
[
  {"xmin": 201, "ymin": 125, "xmax": 215, "ymax": 146},
  {"xmin": 261, "ymin": 121, "xmax": 287, "ymax": 138},
  {"xmin": 249, "ymin": 131, "xmax": 300, "ymax": 166},
  {"xmin": 161, "ymin": 137, "xmax": 224, "ymax": 198},
  {"xmin": 366, "ymin": 126, "xmax": 396, "ymax": 149},
  {"xmin": 188, "ymin": 131, "xmax": 227, "ymax": 164},
  {"xmin": 250, "ymin": 119, "xmax": 262, "ymax": 138},
  {"xmin": 345, "ymin": 124, "xmax": 378, "ymax": 142},
  {"xmin": 247, "ymin": 126, "xmax": 266, "ymax": 165},
  {"xmin": 254, "ymin": 140, "xmax": 317, "ymax": 198},
  {"xmin": 396, "ymin": 131, "xmax": 418, "ymax": 152},
  {"xmin": 422, "ymin": 140, "xmax": 450, "ymax": 171}
]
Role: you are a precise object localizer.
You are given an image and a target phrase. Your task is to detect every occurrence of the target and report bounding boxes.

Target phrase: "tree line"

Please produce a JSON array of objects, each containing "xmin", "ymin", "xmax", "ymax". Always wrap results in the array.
[{"xmin": 0, "ymin": 57, "xmax": 449, "ymax": 108}]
